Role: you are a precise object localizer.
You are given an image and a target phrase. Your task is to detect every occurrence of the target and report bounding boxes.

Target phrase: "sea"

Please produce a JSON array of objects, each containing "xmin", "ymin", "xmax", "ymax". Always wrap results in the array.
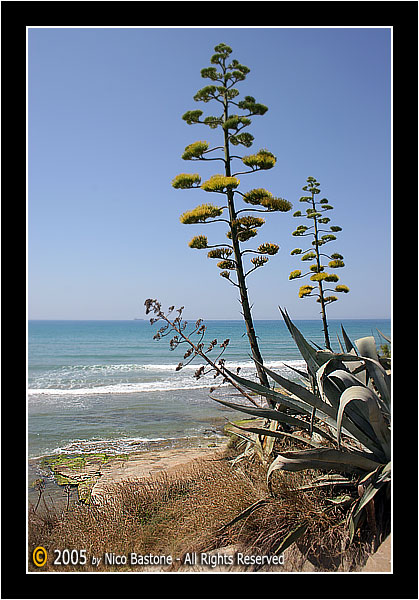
[{"xmin": 27, "ymin": 318, "xmax": 390, "ymax": 499}]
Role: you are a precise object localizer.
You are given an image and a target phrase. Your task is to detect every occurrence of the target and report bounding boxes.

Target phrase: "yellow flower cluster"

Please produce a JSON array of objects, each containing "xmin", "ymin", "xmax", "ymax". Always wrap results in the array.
[
  {"xmin": 180, "ymin": 204, "xmax": 224, "ymax": 224},
  {"xmin": 289, "ymin": 270, "xmax": 302, "ymax": 280},
  {"xmin": 207, "ymin": 248, "xmax": 233, "ymax": 259},
  {"xmin": 182, "ymin": 141, "xmax": 209, "ymax": 160},
  {"xmin": 299, "ymin": 285, "xmax": 314, "ymax": 298},
  {"xmin": 251, "ymin": 256, "xmax": 269, "ymax": 267},
  {"xmin": 188, "ymin": 235, "xmax": 208, "ymax": 249},
  {"xmin": 260, "ymin": 196, "xmax": 292, "ymax": 212},
  {"xmin": 242, "ymin": 149, "xmax": 276, "ymax": 170},
  {"xmin": 328, "ymin": 259, "xmax": 345, "ymax": 268},
  {"xmin": 201, "ymin": 174, "xmax": 240, "ymax": 192},
  {"xmin": 172, "ymin": 173, "xmax": 201, "ymax": 189},
  {"xmin": 217, "ymin": 260, "xmax": 236, "ymax": 270},
  {"xmin": 257, "ymin": 243, "xmax": 279, "ymax": 255}
]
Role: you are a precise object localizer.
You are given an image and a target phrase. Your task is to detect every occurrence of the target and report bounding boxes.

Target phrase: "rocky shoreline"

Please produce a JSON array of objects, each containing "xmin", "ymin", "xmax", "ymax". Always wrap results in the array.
[{"xmin": 29, "ymin": 438, "xmax": 228, "ymax": 505}]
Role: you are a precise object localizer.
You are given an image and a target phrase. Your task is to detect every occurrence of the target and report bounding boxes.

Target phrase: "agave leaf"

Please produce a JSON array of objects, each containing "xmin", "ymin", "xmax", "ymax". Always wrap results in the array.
[
  {"xmin": 359, "ymin": 460, "xmax": 391, "ymax": 488},
  {"xmin": 297, "ymin": 481, "xmax": 353, "ymax": 492},
  {"xmin": 223, "ymin": 366, "xmax": 307, "ymax": 413},
  {"xmin": 339, "ymin": 326, "xmax": 367, "ymax": 383},
  {"xmin": 316, "ymin": 350, "xmax": 391, "ymax": 415},
  {"xmin": 273, "ymin": 521, "xmax": 309, "ymax": 556},
  {"xmin": 258, "ymin": 361, "xmax": 325, "ymax": 407},
  {"xmin": 225, "ymin": 363, "xmax": 362, "ymax": 440},
  {"xmin": 348, "ymin": 503, "xmax": 363, "ymax": 544},
  {"xmin": 223, "ymin": 366, "xmax": 338, "ymax": 429},
  {"xmin": 261, "ymin": 418, "xmax": 279, "ymax": 460},
  {"xmin": 231, "ymin": 440, "xmax": 255, "ymax": 466},
  {"xmin": 377, "ymin": 329, "xmax": 391, "ymax": 344},
  {"xmin": 282, "ymin": 362, "xmax": 309, "ymax": 380},
  {"xmin": 230, "ymin": 422, "xmax": 323, "ymax": 448},
  {"xmin": 310, "ymin": 340, "xmax": 323, "ymax": 351},
  {"xmin": 313, "ymin": 473, "xmax": 351, "ymax": 482},
  {"xmin": 267, "ymin": 448, "xmax": 382, "ymax": 480},
  {"xmin": 341, "ymin": 325, "xmax": 357, "ymax": 354},
  {"xmin": 336, "ymin": 333, "xmax": 344, "ymax": 353},
  {"xmin": 218, "ymin": 498, "xmax": 270, "ymax": 531},
  {"xmin": 224, "ymin": 366, "xmax": 384, "ymax": 455},
  {"xmin": 315, "ymin": 358, "xmax": 369, "ymax": 415},
  {"xmin": 354, "ymin": 337, "xmax": 391, "ymax": 411},
  {"xmin": 213, "ymin": 398, "xmax": 336, "ymax": 444},
  {"xmin": 315, "ymin": 363, "xmax": 388, "ymax": 459},
  {"xmin": 326, "ymin": 369, "xmax": 382, "ymax": 443},
  {"xmin": 337, "ymin": 386, "xmax": 390, "ymax": 461},
  {"xmin": 212, "ymin": 396, "xmax": 293, "ymax": 421},
  {"xmin": 378, "ymin": 356, "xmax": 391, "ymax": 370},
  {"xmin": 279, "ymin": 307, "xmax": 330, "ymax": 376},
  {"xmin": 325, "ymin": 494, "xmax": 354, "ymax": 506},
  {"xmin": 228, "ymin": 427, "xmax": 255, "ymax": 444},
  {"xmin": 348, "ymin": 463, "xmax": 391, "ymax": 541},
  {"xmin": 254, "ymin": 433, "xmax": 264, "ymax": 462}
]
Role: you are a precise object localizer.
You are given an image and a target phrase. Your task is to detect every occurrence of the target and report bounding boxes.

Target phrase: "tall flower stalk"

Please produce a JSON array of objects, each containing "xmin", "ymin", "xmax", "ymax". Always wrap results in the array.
[
  {"xmin": 172, "ymin": 43, "xmax": 292, "ymax": 390},
  {"xmin": 289, "ymin": 176, "xmax": 349, "ymax": 350}
]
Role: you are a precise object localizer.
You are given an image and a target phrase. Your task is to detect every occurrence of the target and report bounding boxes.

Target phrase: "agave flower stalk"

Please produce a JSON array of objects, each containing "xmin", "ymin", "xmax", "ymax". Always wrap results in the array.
[
  {"xmin": 144, "ymin": 298, "xmax": 260, "ymax": 407},
  {"xmin": 172, "ymin": 43, "xmax": 292, "ymax": 393},
  {"xmin": 289, "ymin": 177, "xmax": 349, "ymax": 350}
]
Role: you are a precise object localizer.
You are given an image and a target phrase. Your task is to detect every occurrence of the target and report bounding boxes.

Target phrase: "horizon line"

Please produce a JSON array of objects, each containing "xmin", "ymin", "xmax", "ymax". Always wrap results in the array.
[{"xmin": 28, "ymin": 317, "xmax": 391, "ymax": 321}]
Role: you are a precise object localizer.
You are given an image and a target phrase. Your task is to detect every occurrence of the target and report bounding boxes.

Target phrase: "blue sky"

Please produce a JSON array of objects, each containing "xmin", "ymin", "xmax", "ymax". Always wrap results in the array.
[{"xmin": 28, "ymin": 27, "xmax": 391, "ymax": 320}]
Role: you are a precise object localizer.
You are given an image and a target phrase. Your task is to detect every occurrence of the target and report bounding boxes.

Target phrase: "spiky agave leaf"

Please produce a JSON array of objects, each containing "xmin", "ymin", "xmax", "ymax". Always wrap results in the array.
[
  {"xmin": 315, "ymin": 348, "xmax": 391, "ymax": 415},
  {"xmin": 348, "ymin": 462, "xmax": 391, "ymax": 543},
  {"xmin": 221, "ymin": 365, "xmax": 374, "ymax": 446},
  {"xmin": 267, "ymin": 448, "xmax": 382, "ymax": 479},
  {"xmin": 279, "ymin": 307, "xmax": 330, "ymax": 377},
  {"xmin": 336, "ymin": 386, "xmax": 391, "ymax": 461},
  {"xmin": 230, "ymin": 421, "xmax": 323, "ymax": 448},
  {"xmin": 212, "ymin": 396, "xmax": 337, "ymax": 444}
]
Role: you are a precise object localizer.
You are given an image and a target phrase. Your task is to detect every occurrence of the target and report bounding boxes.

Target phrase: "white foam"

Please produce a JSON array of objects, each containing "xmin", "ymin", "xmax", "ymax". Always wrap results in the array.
[
  {"xmin": 30, "ymin": 435, "xmax": 188, "ymax": 458},
  {"xmin": 28, "ymin": 379, "xmax": 218, "ymax": 397},
  {"xmin": 28, "ymin": 359, "xmax": 306, "ymax": 398}
]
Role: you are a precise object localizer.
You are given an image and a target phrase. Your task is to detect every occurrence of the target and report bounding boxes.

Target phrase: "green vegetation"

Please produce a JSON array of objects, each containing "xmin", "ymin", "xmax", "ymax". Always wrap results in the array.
[
  {"xmin": 289, "ymin": 176, "xmax": 349, "ymax": 349},
  {"xmin": 40, "ymin": 453, "xmax": 129, "ymax": 502},
  {"xmin": 172, "ymin": 42, "xmax": 292, "ymax": 390},
  {"xmin": 214, "ymin": 309, "xmax": 391, "ymax": 552},
  {"xmin": 145, "ymin": 300, "xmax": 391, "ymax": 561},
  {"xmin": 28, "ymin": 445, "xmax": 371, "ymax": 572}
]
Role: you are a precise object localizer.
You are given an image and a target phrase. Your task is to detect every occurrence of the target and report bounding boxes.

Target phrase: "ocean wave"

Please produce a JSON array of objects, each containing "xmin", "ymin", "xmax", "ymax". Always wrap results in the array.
[
  {"xmin": 27, "ymin": 359, "xmax": 306, "ymax": 398},
  {"xmin": 27, "ymin": 379, "xmax": 220, "ymax": 397}
]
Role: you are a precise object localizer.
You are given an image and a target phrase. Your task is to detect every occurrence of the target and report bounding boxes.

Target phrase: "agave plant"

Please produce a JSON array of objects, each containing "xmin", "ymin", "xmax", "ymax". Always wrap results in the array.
[{"xmin": 212, "ymin": 308, "xmax": 391, "ymax": 546}]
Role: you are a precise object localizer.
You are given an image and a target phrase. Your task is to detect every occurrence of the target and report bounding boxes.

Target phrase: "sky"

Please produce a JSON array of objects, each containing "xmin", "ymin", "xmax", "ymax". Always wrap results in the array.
[{"xmin": 28, "ymin": 27, "xmax": 391, "ymax": 320}]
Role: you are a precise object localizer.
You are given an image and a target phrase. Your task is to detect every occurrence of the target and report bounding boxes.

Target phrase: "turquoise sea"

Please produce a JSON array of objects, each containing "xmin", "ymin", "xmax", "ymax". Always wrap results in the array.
[{"xmin": 28, "ymin": 317, "xmax": 391, "ymax": 460}]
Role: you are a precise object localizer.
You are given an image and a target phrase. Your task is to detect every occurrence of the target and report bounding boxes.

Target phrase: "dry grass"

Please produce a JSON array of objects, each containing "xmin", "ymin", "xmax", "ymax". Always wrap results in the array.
[{"xmin": 28, "ymin": 445, "xmax": 377, "ymax": 573}]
